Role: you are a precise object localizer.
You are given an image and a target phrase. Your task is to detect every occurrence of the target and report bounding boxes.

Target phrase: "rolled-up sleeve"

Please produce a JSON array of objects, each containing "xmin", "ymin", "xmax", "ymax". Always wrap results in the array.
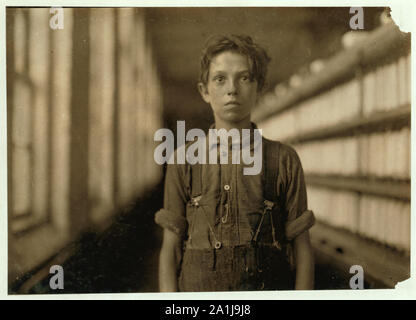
[
  {"xmin": 154, "ymin": 162, "xmax": 188, "ymax": 239},
  {"xmin": 279, "ymin": 144, "xmax": 308, "ymax": 222}
]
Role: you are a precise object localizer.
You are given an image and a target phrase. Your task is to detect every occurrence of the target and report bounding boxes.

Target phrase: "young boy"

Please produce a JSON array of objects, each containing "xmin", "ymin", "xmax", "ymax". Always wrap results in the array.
[{"xmin": 155, "ymin": 34, "xmax": 314, "ymax": 291}]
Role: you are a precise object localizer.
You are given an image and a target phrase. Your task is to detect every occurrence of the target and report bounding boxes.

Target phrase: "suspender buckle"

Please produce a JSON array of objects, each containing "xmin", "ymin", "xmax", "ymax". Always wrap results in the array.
[{"xmin": 263, "ymin": 200, "xmax": 274, "ymax": 211}]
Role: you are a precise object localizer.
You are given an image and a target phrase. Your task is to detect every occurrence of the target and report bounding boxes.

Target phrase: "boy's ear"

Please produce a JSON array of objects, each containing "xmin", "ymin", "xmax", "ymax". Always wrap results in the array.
[{"xmin": 197, "ymin": 82, "xmax": 210, "ymax": 104}]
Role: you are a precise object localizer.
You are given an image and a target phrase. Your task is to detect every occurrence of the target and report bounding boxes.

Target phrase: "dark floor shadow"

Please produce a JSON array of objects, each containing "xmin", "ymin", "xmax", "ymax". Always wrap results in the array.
[{"xmin": 22, "ymin": 180, "xmax": 164, "ymax": 294}]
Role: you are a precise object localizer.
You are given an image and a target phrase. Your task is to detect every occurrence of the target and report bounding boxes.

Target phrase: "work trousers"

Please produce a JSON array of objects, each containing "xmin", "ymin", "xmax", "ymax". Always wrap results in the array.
[{"xmin": 178, "ymin": 244, "xmax": 295, "ymax": 292}]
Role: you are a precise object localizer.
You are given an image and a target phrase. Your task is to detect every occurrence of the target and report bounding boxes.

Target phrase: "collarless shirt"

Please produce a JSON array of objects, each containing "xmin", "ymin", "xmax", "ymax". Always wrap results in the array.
[{"xmin": 155, "ymin": 122, "xmax": 307, "ymax": 249}]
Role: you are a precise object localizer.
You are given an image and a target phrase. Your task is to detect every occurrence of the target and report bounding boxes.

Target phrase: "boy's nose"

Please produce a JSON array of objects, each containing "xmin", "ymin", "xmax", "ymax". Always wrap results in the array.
[{"xmin": 227, "ymin": 79, "xmax": 239, "ymax": 95}]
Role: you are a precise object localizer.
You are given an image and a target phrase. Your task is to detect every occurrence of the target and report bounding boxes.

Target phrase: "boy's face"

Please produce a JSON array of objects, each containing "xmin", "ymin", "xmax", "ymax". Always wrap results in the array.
[{"xmin": 198, "ymin": 51, "xmax": 259, "ymax": 124}]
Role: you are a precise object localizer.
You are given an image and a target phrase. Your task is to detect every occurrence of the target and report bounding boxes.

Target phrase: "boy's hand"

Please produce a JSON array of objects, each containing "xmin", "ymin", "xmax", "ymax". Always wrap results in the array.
[
  {"xmin": 294, "ymin": 230, "xmax": 314, "ymax": 290},
  {"xmin": 159, "ymin": 228, "xmax": 183, "ymax": 292}
]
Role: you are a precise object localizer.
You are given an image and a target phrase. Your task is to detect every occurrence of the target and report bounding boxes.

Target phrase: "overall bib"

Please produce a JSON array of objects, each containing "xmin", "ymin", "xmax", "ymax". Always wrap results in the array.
[{"xmin": 178, "ymin": 138, "xmax": 295, "ymax": 291}]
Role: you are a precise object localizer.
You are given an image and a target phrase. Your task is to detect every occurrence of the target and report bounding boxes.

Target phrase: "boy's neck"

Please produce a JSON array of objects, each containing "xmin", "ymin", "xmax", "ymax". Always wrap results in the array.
[{"xmin": 213, "ymin": 115, "xmax": 252, "ymax": 132}]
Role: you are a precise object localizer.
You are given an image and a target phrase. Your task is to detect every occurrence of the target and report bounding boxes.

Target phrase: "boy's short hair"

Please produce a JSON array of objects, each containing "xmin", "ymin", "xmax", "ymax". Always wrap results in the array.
[{"xmin": 199, "ymin": 34, "xmax": 271, "ymax": 92}]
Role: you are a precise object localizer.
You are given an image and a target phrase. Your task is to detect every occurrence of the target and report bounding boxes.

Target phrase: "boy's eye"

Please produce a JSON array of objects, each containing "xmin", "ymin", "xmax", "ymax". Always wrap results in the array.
[
  {"xmin": 240, "ymin": 75, "xmax": 251, "ymax": 82},
  {"xmin": 214, "ymin": 76, "xmax": 225, "ymax": 83}
]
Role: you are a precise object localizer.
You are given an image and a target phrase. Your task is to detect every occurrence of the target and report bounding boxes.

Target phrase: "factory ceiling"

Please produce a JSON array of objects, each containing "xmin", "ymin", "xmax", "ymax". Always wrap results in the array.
[{"xmin": 146, "ymin": 7, "xmax": 385, "ymax": 88}]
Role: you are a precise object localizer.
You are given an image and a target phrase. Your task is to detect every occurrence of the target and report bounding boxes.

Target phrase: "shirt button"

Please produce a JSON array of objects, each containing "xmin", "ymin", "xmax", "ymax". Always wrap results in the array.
[{"xmin": 224, "ymin": 184, "xmax": 230, "ymax": 191}]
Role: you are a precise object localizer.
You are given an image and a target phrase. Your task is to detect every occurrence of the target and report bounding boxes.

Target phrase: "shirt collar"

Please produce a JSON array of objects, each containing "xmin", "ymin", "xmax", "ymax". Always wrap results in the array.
[{"xmin": 207, "ymin": 122, "xmax": 260, "ymax": 152}]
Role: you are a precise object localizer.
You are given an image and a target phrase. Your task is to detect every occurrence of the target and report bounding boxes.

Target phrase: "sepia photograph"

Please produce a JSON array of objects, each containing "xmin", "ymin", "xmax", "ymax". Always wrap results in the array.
[{"xmin": 5, "ymin": 5, "xmax": 411, "ymax": 295}]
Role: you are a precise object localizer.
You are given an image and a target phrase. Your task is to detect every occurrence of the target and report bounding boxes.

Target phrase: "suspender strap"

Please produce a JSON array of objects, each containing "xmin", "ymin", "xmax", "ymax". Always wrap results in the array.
[
  {"xmin": 262, "ymin": 138, "xmax": 287, "ymax": 247},
  {"xmin": 263, "ymin": 138, "xmax": 280, "ymax": 202},
  {"xmin": 191, "ymin": 162, "xmax": 202, "ymax": 198}
]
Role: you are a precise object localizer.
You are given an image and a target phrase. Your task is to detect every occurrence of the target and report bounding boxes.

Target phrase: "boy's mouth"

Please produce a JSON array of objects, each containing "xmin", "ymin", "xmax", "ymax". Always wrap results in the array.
[
  {"xmin": 224, "ymin": 101, "xmax": 241, "ymax": 108},
  {"xmin": 224, "ymin": 101, "xmax": 241, "ymax": 111}
]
